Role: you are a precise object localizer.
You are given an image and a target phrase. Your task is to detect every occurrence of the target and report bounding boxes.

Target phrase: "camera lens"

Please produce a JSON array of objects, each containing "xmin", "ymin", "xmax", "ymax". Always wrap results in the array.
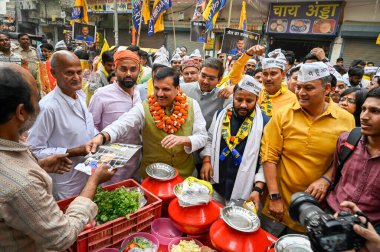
[{"xmin": 289, "ymin": 192, "xmax": 324, "ymax": 226}]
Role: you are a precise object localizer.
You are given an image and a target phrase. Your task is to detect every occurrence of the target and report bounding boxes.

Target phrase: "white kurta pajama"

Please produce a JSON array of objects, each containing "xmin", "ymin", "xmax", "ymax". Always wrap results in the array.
[{"xmin": 28, "ymin": 86, "xmax": 98, "ymax": 200}]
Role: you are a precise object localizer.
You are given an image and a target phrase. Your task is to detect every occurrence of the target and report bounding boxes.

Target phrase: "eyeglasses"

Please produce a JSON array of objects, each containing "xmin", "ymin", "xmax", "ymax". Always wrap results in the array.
[
  {"xmin": 200, "ymin": 73, "xmax": 218, "ymax": 82},
  {"xmin": 339, "ymin": 97, "xmax": 356, "ymax": 104}
]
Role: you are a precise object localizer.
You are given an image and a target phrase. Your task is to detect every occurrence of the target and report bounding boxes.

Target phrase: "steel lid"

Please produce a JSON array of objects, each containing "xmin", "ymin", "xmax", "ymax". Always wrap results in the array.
[
  {"xmin": 221, "ymin": 206, "xmax": 260, "ymax": 233},
  {"xmin": 146, "ymin": 163, "xmax": 176, "ymax": 181},
  {"xmin": 274, "ymin": 234, "xmax": 312, "ymax": 252}
]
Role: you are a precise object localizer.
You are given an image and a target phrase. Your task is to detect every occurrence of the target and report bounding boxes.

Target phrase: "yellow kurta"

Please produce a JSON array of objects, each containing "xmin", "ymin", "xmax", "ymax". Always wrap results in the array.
[
  {"xmin": 258, "ymin": 86, "xmax": 297, "ymax": 116},
  {"xmin": 260, "ymin": 99, "xmax": 355, "ymax": 232}
]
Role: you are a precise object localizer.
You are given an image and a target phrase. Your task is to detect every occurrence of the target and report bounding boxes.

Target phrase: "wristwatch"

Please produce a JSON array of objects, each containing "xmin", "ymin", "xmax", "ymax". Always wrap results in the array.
[
  {"xmin": 253, "ymin": 186, "xmax": 264, "ymax": 196},
  {"xmin": 322, "ymin": 58, "xmax": 329, "ymax": 63},
  {"xmin": 269, "ymin": 193, "xmax": 281, "ymax": 200}
]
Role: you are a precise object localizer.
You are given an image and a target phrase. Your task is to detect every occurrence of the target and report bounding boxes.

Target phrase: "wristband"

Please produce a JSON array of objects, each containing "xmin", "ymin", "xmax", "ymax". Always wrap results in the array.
[
  {"xmin": 253, "ymin": 186, "xmax": 264, "ymax": 196},
  {"xmin": 321, "ymin": 175, "xmax": 332, "ymax": 185},
  {"xmin": 97, "ymin": 132, "xmax": 107, "ymax": 145},
  {"xmin": 203, "ymin": 160, "xmax": 211, "ymax": 164},
  {"xmin": 245, "ymin": 51, "xmax": 254, "ymax": 57}
]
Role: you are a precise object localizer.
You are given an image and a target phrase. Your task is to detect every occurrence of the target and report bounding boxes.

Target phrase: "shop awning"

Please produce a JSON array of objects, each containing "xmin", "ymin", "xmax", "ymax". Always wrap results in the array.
[{"xmin": 340, "ymin": 21, "xmax": 380, "ymax": 38}]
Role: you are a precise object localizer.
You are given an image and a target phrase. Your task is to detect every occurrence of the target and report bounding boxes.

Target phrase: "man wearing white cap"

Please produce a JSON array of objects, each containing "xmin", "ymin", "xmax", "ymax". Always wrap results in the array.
[
  {"xmin": 259, "ymin": 49, "xmax": 297, "ymax": 117},
  {"xmin": 190, "ymin": 49, "xmax": 202, "ymax": 66},
  {"xmin": 200, "ymin": 75, "xmax": 269, "ymax": 204},
  {"xmin": 260, "ymin": 62, "xmax": 355, "ymax": 235},
  {"xmin": 171, "ymin": 53, "xmax": 182, "ymax": 72}
]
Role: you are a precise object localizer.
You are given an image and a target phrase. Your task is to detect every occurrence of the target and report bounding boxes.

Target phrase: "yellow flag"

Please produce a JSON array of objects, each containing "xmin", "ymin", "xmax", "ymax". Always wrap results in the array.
[
  {"xmin": 376, "ymin": 34, "xmax": 380, "ymax": 45},
  {"xmin": 96, "ymin": 38, "xmax": 110, "ymax": 71},
  {"xmin": 202, "ymin": 0, "xmax": 226, "ymax": 31},
  {"xmin": 153, "ymin": 0, "xmax": 165, "ymax": 34},
  {"xmin": 70, "ymin": 0, "xmax": 89, "ymax": 25},
  {"xmin": 239, "ymin": 1, "xmax": 247, "ymax": 30},
  {"xmin": 142, "ymin": 0, "xmax": 150, "ymax": 25}
]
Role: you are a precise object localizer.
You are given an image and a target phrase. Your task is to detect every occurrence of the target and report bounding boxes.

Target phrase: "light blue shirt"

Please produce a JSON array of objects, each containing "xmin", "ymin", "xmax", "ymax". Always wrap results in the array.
[{"xmin": 28, "ymin": 86, "xmax": 97, "ymax": 200}]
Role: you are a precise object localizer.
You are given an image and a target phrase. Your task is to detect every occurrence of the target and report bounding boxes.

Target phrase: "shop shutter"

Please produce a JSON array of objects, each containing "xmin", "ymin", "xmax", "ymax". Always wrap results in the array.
[{"xmin": 342, "ymin": 39, "xmax": 380, "ymax": 65}]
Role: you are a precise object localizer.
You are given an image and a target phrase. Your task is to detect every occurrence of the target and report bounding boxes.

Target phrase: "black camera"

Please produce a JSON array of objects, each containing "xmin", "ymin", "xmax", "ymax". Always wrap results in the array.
[{"xmin": 289, "ymin": 192, "xmax": 366, "ymax": 252}]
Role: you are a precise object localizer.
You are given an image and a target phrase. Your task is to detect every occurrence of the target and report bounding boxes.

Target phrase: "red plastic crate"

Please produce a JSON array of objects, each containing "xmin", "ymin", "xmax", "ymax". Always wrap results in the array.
[{"xmin": 57, "ymin": 179, "xmax": 162, "ymax": 252}]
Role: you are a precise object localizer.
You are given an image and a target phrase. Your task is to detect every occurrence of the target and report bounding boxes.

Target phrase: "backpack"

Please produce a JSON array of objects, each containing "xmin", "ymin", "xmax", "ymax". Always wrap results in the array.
[{"xmin": 331, "ymin": 127, "xmax": 362, "ymax": 190}]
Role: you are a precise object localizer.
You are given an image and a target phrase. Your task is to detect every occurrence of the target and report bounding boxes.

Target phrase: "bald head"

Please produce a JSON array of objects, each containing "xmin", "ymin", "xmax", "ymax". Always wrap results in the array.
[
  {"xmin": 49, "ymin": 51, "xmax": 83, "ymax": 97},
  {"xmin": 50, "ymin": 50, "xmax": 81, "ymax": 69}
]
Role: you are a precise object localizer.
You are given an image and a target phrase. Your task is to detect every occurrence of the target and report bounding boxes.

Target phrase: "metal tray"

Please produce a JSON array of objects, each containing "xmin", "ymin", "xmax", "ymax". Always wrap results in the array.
[
  {"xmin": 146, "ymin": 163, "xmax": 176, "ymax": 181},
  {"xmin": 221, "ymin": 206, "xmax": 260, "ymax": 233}
]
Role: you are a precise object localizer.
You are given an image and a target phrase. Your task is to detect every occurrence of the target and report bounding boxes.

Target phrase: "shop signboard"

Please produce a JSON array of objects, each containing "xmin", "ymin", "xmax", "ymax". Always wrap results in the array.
[
  {"xmin": 87, "ymin": 0, "xmax": 133, "ymax": 14},
  {"xmin": 266, "ymin": 1, "xmax": 343, "ymax": 36},
  {"xmin": 221, "ymin": 28, "xmax": 260, "ymax": 55}
]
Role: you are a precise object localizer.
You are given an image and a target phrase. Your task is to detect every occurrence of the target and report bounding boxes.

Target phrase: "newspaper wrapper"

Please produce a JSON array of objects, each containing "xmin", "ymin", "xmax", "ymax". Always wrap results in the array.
[
  {"xmin": 75, "ymin": 143, "xmax": 141, "ymax": 175},
  {"xmin": 175, "ymin": 177, "xmax": 213, "ymax": 207}
]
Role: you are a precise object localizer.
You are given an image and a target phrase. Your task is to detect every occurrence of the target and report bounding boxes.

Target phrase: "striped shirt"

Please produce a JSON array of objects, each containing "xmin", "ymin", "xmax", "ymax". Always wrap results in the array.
[{"xmin": 0, "ymin": 138, "xmax": 97, "ymax": 251}]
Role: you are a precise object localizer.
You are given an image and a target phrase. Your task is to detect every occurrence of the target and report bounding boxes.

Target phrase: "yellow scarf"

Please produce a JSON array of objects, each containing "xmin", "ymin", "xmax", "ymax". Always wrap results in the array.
[
  {"xmin": 220, "ymin": 108, "xmax": 255, "ymax": 165},
  {"xmin": 260, "ymin": 83, "xmax": 287, "ymax": 117},
  {"xmin": 147, "ymin": 78, "xmax": 154, "ymax": 96}
]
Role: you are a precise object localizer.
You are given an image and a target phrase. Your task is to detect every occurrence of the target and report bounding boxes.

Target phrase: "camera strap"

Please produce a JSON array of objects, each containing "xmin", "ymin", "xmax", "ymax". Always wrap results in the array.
[{"xmin": 331, "ymin": 127, "xmax": 362, "ymax": 191}]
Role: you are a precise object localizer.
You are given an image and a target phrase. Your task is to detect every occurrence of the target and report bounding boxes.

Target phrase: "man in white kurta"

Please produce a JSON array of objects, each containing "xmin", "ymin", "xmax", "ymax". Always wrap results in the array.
[
  {"xmin": 28, "ymin": 51, "xmax": 97, "ymax": 200},
  {"xmin": 200, "ymin": 75, "xmax": 269, "ymax": 207}
]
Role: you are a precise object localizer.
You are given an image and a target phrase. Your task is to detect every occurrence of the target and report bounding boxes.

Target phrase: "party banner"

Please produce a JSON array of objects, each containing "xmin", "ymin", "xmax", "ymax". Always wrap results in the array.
[
  {"xmin": 221, "ymin": 28, "xmax": 260, "ymax": 55},
  {"xmin": 190, "ymin": 21, "xmax": 208, "ymax": 43}
]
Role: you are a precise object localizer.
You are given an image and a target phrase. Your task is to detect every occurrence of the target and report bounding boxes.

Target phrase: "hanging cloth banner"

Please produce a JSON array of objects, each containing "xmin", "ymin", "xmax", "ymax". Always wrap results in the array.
[
  {"xmin": 202, "ymin": 0, "xmax": 227, "ymax": 32},
  {"xmin": 132, "ymin": 0, "xmax": 151, "ymax": 30},
  {"xmin": 148, "ymin": 0, "xmax": 172, "ymax": 36},
  {"xmin": 192, "ymin": 0, "xmax": 206, "ymax": 20}
]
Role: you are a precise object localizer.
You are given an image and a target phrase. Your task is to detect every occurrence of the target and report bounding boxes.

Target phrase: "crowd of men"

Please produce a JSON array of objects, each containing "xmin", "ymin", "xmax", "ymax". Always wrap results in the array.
[{"xmin": 1, "ymin": 31, "xmax": 380, "ymax": 251}]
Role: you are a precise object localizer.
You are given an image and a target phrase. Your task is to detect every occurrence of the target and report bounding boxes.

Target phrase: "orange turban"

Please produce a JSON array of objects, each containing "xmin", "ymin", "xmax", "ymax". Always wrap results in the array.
[{"xmin": 114, "ymin": 50, "xmax": 140, "ymax": 69}]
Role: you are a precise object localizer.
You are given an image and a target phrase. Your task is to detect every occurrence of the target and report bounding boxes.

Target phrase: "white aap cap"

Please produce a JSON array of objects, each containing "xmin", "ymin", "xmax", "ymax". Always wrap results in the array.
[
  {"xmin": 153, "ymin": 55, "xmax": 170, "ymax": 67},
  {"xmin": 190, "ymin": 49, "xmax": 202, "ymax": 58},
  {"xmin": 364, "ymin": 66, "xmax": 379, "ymax": 76},
  {"xmin": 298, "ymin": 62, "xmax": 330, "ymax": 83},
  {"xmin": 247, "ymin": 58, "xmax": 256, "ymax": 65},
  {"xmin": 171, "ymin": 53, "xmax": 182, "ymax": 63},
  {"xmin": 117, "ymin": 46, "xmax": 127, "ymax": 52},
  {"xmin": 54, "ymin": 40, "xmax": 67, "ymax": 51},
  {"xmin": 237, "ymin": 75, "xmax": 262, "ymax": 96},
  {"xmin": 376, "ymin": 68, "xmax": 380, "ymax": 77},
  {"xmin": 261, "ymin": 48, "xmax": 286, "ymax": 70}
]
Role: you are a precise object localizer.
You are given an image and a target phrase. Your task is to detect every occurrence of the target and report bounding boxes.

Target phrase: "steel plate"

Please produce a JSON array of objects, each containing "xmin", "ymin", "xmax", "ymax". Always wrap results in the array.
[
  {"xmin": 221, "ymin": 206, "xmax": 260, "ymax": 233},
  {"xmin": 146, "ymin": 163, "xmax": 176, "ymax": 181}
]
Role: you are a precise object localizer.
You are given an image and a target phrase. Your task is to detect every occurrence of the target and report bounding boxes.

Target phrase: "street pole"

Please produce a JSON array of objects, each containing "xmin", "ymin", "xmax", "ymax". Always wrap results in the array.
[
  {"xmin": 171, "ymin": 8, "xmax": 176, "ymax": 50},
  {"xmin": 227, "ymin": 0, "xmax": 234, "ymax": 27},
  {"xmin": 114, "ymin": 0, "xmax": 119, "ymax": 47}
]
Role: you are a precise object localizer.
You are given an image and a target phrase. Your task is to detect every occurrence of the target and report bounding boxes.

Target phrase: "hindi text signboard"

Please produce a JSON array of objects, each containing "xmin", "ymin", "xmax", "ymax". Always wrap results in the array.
[{"xmin": 267, "ymin": 1, "xmax": 343, "ymax": 36}]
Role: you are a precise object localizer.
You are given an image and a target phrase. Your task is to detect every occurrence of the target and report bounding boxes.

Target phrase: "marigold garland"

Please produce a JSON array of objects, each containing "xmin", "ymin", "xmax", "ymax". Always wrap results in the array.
[{"xmin": 148, "ymin": 90, "xmax": 189, "ymax": 134}]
